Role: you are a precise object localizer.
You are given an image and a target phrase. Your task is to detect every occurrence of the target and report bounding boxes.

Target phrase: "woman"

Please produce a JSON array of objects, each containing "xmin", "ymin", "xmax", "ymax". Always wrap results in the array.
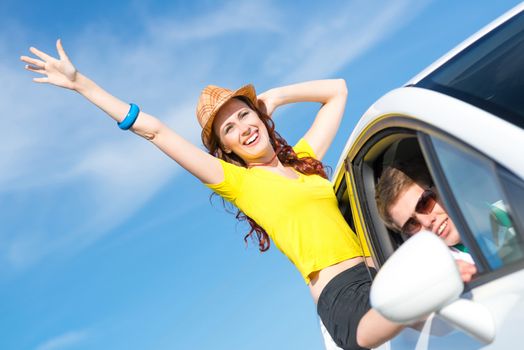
[{"xmin": 21, "ymin": 39, "xmax": 407, "ymax": 350}]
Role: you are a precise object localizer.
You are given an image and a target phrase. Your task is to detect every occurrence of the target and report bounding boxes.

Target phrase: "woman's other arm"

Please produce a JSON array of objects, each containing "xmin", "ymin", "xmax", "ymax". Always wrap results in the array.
[
  {"xmin": 257, "ymin": 79, "xmax": 348, "ymax": 160},
  {"xmin": 21, "ymin": 39, "xmax": 224, "ymax": 184}
]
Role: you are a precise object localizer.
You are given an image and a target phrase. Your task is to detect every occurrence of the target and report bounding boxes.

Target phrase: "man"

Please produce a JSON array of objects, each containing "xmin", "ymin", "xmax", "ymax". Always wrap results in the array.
[{"xmin": 375, "ymin": 162, "xmax": 476, "ymax": 281}]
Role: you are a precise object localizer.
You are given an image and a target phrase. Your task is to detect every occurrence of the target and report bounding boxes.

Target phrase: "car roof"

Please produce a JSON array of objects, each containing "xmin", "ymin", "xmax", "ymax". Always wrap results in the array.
[{"xmin": 406, "ymin": 2, "xmax": 524, "ymax": 86}]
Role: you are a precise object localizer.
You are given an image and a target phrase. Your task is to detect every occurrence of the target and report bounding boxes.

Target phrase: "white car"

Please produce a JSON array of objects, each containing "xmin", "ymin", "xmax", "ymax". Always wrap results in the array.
[{"xmin": 331, "ymin": 2, "xmax": 524, "ymax": 349}]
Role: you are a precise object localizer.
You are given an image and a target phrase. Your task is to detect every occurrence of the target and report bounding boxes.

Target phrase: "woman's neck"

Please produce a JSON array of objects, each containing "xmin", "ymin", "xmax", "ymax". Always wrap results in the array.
[{"xmin": 247, "ymin": 147, "xmax": 281, "ymax": 168}]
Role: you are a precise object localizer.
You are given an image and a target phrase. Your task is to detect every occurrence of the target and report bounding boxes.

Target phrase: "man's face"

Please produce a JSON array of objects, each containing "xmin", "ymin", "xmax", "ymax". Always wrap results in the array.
[{"xmin": 388, "ymin": 183, "xmax": 461, "ymax": 246}]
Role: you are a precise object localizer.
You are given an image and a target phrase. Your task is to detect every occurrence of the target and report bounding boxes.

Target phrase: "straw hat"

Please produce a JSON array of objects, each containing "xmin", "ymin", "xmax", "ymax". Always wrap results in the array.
[{"xmin": 196, "ymin": 84, "xmax": 257, "ymax": 149}]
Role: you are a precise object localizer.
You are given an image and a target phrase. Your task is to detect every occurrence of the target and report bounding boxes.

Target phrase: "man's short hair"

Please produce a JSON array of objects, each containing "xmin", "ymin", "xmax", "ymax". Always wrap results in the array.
[{"xmin": 375, "ymin": 161, "xmax": 432, "ymax": 231}]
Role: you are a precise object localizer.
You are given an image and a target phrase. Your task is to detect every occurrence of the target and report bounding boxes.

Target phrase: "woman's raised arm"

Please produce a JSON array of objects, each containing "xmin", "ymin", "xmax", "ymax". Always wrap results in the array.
[
  {"xmin": 21, "ymin": 39, "xmax": 224, "ymax": 184},
  {"xmin": 257, "ymin": 79, "xmax": 348, "ymax": 160}
]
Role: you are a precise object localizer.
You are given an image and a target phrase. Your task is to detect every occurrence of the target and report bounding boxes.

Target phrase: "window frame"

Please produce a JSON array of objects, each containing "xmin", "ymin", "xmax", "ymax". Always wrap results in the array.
[
  {"xmin": 418, "ymin": 133, "xmax": 492, "ymax": 273},
  {"xmin": 420, "ymin": 132, "xmax": 524, "ymax": 287}
]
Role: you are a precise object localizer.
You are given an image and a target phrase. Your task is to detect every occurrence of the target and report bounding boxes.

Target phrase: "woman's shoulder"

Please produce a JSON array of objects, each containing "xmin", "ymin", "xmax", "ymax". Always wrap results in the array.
[{"xmin": 293, "ymin": 138, "xmax": 317, "ymax": 159}]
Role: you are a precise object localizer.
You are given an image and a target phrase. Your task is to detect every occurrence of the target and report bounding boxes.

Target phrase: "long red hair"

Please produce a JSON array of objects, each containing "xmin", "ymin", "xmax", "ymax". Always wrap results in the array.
[{"xmin": 207, "ymin": 97, "xmax": 328, "ymax": 251}]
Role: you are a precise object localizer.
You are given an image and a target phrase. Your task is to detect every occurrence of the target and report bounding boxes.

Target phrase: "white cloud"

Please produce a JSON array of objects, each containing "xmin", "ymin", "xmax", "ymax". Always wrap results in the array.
[
  {"xmin": 35, "ymin": 330, "xmax": 89, "ymax": 350},
  {"xmin": 147, "ymin": 0, "xmax": 281, "ymax": 42},
  {"xmin": 265, "ymin": 0, "xmax": 433, "ymax": 83}
]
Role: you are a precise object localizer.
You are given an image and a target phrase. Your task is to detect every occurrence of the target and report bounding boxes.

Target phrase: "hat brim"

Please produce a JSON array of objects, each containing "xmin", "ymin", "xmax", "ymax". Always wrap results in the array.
[{"xmin": 201, "ymin": 84, "xmax": 257, "ymax": 148}]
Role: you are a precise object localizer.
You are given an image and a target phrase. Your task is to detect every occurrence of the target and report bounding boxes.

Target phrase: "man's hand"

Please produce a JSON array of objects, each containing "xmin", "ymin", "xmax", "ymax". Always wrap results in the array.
[{"xmin": 456, "ymin": 260, "xmax": 477, "ymax": 283}]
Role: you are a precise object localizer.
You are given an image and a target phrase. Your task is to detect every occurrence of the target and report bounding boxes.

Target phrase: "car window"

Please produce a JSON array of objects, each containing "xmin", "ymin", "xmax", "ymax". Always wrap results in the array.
[
  {"xmin": 430, "ymin": 136, "xmax": 524, "ymax": 270},
  {"xmin": 416, "ymin": 10, "xmax": 524, "ymax": 129}
]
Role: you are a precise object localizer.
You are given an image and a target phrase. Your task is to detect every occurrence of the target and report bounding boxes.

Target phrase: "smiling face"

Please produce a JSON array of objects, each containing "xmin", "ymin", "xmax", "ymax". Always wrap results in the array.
[
  {"xmin": 212, "ymin": 98, "xmax": 274, "ymax": 165},
  {"xmin": 388, "ymin": 183, "xmax": 461, "ymax": 246}
]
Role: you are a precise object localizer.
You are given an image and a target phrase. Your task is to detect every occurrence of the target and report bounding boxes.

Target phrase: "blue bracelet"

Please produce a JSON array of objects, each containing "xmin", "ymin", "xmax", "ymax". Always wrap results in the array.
[{"xmin": 118, "ymin": 103, "xmax": 140, "ymax": 130}]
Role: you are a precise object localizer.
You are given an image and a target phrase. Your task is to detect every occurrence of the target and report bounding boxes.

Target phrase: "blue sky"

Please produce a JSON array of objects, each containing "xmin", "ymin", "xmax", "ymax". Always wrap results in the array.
[{"xmin": 1, "ymin": 1, "xmax": 522, "ymax": 349}]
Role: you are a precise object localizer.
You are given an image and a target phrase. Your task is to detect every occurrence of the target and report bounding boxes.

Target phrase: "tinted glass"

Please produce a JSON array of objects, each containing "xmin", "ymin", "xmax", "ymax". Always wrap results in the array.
[
  {"xmin": 416, "ymin": 11, "xmax": 524, "ymax": 128},
  {"xmin": 431, "ymin": 136, "xmax": 524, "ymax": 269}
]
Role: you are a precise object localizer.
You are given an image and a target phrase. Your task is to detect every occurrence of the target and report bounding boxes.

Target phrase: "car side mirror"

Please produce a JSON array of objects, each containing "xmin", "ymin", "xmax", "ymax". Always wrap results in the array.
[
  {"xmin": 370, "ymin": 231, "xmax": 495, "ymax": 343},
  {"xmin": 370, "ymin": 231, "xmax": 463, "ymax": 323}
]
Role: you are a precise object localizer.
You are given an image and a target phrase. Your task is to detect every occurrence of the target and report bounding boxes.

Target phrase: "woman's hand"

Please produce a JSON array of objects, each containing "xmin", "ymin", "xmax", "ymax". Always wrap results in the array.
[
  {"xmin": 257, "ymin": 80, "xmax": 347, "ymax": 160},
  {"xmin": 257, "ymin": 89, "xmax": 278, "ymax": 117},
  {"xmin": 20, "ymin": 39, "xmax": 78, "ymax": 90}
]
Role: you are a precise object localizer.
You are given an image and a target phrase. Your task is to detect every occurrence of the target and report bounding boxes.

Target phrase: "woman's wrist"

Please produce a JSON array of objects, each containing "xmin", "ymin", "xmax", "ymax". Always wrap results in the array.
[
  {"xmin": 263, "ymin": 87, "xmax": 285, "ymax": 109},
  {"xmin": 72, "ymin": 72, "xmax": 90, "ymax": 93}
]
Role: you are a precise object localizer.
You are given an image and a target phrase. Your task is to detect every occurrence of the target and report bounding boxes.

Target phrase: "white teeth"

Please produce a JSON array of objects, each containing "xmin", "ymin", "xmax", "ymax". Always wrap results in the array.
[
  {"xmin": 245, "ymin": 133, "xmax": 257, "ymax": 145},
  {"xmin": 438, "ymin": 220, "xmax": 448, "ymax": 235}
]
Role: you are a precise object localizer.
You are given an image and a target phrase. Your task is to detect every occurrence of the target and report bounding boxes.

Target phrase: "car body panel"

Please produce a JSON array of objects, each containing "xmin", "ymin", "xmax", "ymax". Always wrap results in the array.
[{"xmin": 334, "ymin": 87, "xmax": 524, "ymax": 180}]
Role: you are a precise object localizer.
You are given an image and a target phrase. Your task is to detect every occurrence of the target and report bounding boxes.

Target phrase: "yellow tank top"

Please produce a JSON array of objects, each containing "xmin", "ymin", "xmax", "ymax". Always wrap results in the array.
[{"xmin": 205, "ymin": 138, "xmax": 369, "ymax": 283}]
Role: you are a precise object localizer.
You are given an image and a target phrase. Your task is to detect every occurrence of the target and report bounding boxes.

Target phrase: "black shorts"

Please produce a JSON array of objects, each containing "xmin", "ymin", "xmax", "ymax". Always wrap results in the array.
[{"xmin": 317, "ymin": 262, "xmax": 377, "ymax": 350}]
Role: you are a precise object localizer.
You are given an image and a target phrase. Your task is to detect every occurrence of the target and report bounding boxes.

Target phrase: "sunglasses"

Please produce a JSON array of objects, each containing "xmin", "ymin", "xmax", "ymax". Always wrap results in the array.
[{"xmin": 400, "ymin": 189, "xmax": 437, "ymax": 235}]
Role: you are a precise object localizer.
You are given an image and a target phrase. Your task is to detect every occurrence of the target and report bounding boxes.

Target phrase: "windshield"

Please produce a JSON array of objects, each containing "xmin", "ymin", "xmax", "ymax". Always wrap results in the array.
[{"xmin": 415, "ymin": 10, "xmax": 524, "ymax": 129}]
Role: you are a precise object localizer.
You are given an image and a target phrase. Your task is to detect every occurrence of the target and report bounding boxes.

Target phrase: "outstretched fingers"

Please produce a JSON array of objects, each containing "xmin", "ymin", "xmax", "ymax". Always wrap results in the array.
[
  {"xmin": 29, "ymin": 46, "xmax": 54, "ymax": 62},
  {"xmin": 22, "ymin": 39, "xmax": 77, "ymax": 89},
  {"xmin": 24, "ymin": 64, "xmax": 46, "ymax": 74},
  {"xmin": 20, "ymin": 55, "xmax": 47, "ymax": 75},
  {"xmin": 33, "ymin": 77, "xmax": 49, "ymax": 84},
  {"xmin": 55, "ymin": 38, "xmax": 69, "ymax": 60},
  {"xmin": 20, "ymin": 55, "xmax": 45, "ymax": 68}
]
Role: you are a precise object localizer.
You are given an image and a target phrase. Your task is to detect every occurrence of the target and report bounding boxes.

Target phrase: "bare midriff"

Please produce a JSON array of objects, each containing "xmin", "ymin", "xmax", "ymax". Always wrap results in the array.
[{"xmin": 308, "ymin": 256, "xmax": 375, "ymax": 303}]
